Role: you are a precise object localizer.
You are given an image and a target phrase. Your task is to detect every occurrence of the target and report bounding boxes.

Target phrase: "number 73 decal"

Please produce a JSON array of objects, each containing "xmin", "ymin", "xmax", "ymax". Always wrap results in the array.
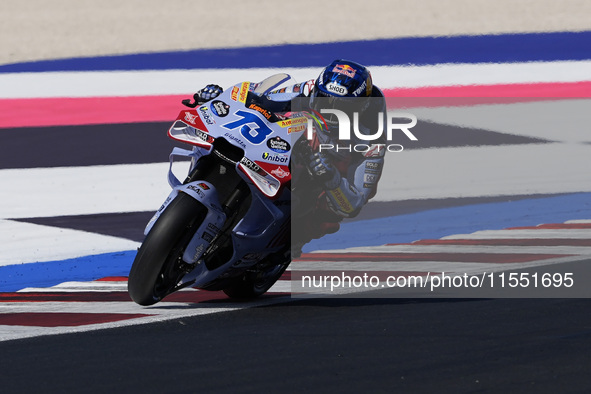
[{"xmin": 222, "ymin": 110, "xmax": 274, "ymax": 144}]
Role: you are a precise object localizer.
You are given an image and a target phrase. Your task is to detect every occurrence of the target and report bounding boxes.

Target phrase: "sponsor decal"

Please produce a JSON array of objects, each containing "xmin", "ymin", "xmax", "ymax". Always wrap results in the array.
[
  {"xmin": 238, "ymin": 82, "xmax": 250, "ymax": 103},
  {"xmin": 207, "ymin": 223, "xmax": 220, "ymax": 234},
  {"xmin": 293, "ymin": 83, "xmax": 302, "ymax": 93},
  {"xmin": 184, "ymin": 111, "xmax": 198, "ymax": 124},
  {"xmin": 240, "ymin": 156, "xmax": 262, "ymax": 172},
  {"xmin": 248, "ymin": 103, "xmax": 273, "ymax": 120},
  {"xmin": 353, "ymin": 80, "xmax": 367, "ymax": 97},
  {"xmin": 333, "ymin": 63, "xmax": 357, "ymax": 78},
  {"xmin": 157, "ymin": 195, "xmax": 173, "ymax": 213},
  {"xmin": 193, "ymin": 243, "xmax": 206, "ymax": 260},
  {"xmin": 187, "ymin": 184, "xmax": 206, "ymax": 198},
  {"xmin": 365, "ymin": 161, "xmax": 381, "ymax": 171},
  {"xmin": 193, "ymin": 128, "xmax": 214, "ymax": 144},
  {"xmin": 230, "ymin": 86, "xmax": 240, "ymax": 101},
  {"xmin": 328, "ymin": 188, "xmax": 355, "ymax": 214},
  {"xmin": 211, "ymin": 100, "xmax": 230, "ymax": 117},
  {"xmin": 326, "ymin": 82, "xmax": 348, "ymax": 96},
  {"xmin": 303, "ymin": 80, "xmax": 315, "ymax": 96},
  {"xmin": 199, "ymin": 106, "xmax": 215, "ymax": 125},
  {"xmin": 197, "ymin": 182, "xmax": 210, "ymax": 190},
  {"xmin": 363, "ymin": 144, "xmax": 388, "ymax": 158},
  {"xmin": 223, "ymin": 132, "xmax": 246, "ymax": 148},
  {"xmin": 262, "ymin": 152, "xmax": 289, "ymax": 164},
  {"xmin": 364, "ymin": 173, "xmax": 377, "ymax": 183},
  {"xmin": 266, "ymin": 136, "xmax": 291, "ymax": 153},
  {"xmin": 363, "ymin": 183, "xmax": 375, "ymax": 189},
  {"xmin": 288, "ymin": 124, "xmax": 306, "ymax": 134},
  {"xmin": 278, "ymin": 116, "xmax": 307, "ymax": 128},
  {"xmin": 271, "ymin": 166, "xmax": 290, "ymax": 179}
]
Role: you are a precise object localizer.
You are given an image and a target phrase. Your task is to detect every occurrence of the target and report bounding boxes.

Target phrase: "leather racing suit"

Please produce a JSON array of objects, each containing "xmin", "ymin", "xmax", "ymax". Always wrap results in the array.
[{"xmin": 261, "ymin": 79, "xmax": 387, "ymax": 250}]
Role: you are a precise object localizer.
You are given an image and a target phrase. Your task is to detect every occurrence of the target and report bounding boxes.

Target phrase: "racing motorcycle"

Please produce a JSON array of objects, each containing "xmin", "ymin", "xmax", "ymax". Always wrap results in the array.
[{"xmin": 128, "ymin": 74, "xmax": 316, "ymax": 306}]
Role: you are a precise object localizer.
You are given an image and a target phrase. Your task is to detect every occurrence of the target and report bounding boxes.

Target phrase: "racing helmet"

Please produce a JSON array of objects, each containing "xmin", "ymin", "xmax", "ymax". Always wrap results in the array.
[{"xmin": 309, "ymin": 59, "xmax": 373, "ymax": 130}]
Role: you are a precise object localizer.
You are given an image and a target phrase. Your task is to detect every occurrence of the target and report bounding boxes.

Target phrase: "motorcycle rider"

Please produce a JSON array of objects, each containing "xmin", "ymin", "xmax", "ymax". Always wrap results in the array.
[{"xmin": 191, "ymin": 59, "xmax": 386, "ymax": 256}]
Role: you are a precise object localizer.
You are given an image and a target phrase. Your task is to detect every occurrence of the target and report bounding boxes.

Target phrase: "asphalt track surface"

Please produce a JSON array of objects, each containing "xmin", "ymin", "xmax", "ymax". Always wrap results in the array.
[{"xmin": 1, "ymin": 297, "xmax": 591, "ymax": 393}]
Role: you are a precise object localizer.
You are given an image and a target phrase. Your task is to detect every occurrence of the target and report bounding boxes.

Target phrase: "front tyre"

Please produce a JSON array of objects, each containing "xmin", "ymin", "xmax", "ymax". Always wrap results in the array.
[{"xmin": 128, "ymin": 193, "xmax": 208, "ymax": 306}]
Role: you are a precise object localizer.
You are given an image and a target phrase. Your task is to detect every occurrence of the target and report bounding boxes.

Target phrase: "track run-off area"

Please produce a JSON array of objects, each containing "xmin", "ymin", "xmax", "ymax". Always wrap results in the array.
[
  {"xmin": 1, "ymin": 32, "xmax": 590, "ymax": 343},
  {"xmin": 1, "ymin": 19, "xmax": 591, "ymax": 391}
]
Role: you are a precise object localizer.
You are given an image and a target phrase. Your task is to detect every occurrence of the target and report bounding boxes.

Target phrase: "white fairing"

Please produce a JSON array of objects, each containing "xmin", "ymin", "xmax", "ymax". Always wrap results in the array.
[{"xmin": 149, "ymin": 75, "xmax": 308, "ymax": 288}]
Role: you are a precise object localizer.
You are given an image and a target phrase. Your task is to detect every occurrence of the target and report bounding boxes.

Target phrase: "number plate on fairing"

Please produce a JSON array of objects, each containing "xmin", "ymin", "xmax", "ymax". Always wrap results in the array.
[{"xmin": 169, "ymin": 79, "xmax": 308, "ymax": 198}]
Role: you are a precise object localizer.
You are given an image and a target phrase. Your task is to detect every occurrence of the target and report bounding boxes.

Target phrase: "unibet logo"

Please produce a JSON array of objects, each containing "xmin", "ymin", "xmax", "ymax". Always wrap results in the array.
[{"xmin": 262, "ymin": 152, "xmax": 288, "ymax": 163}]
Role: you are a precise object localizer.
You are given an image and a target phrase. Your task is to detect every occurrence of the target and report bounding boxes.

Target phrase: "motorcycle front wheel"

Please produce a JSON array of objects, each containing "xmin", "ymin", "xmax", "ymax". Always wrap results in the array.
[{"xmin": 128, "ymin": 193, "xmax": 208, "ymax": 306}]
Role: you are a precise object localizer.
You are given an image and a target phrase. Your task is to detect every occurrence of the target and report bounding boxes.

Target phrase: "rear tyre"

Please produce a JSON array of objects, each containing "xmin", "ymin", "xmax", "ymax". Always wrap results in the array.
[{"xmin": 128, "ymin": 193, "xmax": 208, "ymax": 306}]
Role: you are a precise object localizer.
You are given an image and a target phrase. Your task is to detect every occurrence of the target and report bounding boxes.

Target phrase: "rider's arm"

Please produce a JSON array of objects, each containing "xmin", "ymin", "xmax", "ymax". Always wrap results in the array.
[
  {"xmin": 323, "ymin": 154, "xmax": 384, "ymax": 218},
  {"xmin": 324, "ymin": 89, "xmax": 387, "ymax": 217}
]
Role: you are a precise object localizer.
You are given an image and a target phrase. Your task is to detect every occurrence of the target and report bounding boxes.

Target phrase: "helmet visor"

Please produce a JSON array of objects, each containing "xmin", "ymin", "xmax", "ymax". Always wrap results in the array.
[{"xmin": 310, "ymin": 93, "xmax": 370, "ymax": 129}]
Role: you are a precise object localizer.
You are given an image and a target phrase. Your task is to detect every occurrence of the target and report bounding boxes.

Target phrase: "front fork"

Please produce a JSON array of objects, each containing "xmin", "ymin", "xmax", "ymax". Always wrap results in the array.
[
  {"xmin": 145, "ymin": 145, "xmax": 259, "ymax": 287},
  {"xmin": 145, "ymin": 145, "xmax": 227, "ymax": 259}
]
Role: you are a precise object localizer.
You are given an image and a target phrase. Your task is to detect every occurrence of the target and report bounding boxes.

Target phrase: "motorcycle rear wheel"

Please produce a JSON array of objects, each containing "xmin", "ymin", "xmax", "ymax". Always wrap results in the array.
[{"xmin": 128, "ymin": 193, "xmax": 207, "ymax": 306}]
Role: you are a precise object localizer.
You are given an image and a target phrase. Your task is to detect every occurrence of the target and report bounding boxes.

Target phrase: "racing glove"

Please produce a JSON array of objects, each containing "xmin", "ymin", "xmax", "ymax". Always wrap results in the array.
[
  {"xmin": 182, "ymin": 84, "xmax": 224, "ymax": 108},
  {"xmin": 308, "ymin": 152, "xmax": 341, "ymax": 190},
  {"xmin": 195, "ymin": 84, "xmax": 223, "ymax": 104}
]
